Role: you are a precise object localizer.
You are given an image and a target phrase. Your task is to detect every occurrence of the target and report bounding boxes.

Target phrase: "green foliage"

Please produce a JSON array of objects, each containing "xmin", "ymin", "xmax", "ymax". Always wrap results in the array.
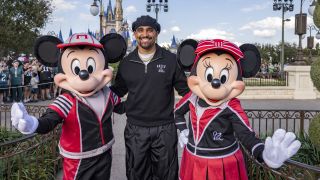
[
  {"xmin": 310, "ymin": 58, "xmax": 320, "ymax": 91},
  {"xmin": 314, "ymin": 2, "xmax": 320, "ymax": 29},
  {"xmin": 0, "ymin": 127, "xmax": 22, "ymax": 143},
  {"xmin": 291, "ymin": 133, "xmax": 320, "ymax": 166},
  {"xmin": 309, "ymin": 114, "xmax": 320, "ymax": 151},
  {"xmin": 0, "ymin": 0, "xmax": 53, "ymax": 57}
]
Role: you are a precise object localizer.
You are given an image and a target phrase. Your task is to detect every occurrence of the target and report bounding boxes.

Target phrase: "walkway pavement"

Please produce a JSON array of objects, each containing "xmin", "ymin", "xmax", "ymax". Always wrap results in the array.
[{"xmin": 48, "ymin": 98, "xmax": 320, "ymax": 179}]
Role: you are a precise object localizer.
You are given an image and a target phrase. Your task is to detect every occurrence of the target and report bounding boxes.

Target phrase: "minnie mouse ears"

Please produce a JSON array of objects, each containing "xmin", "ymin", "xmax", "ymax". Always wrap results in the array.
[
  {"xmin": 177, "ymin": 39, "xmax": 198, "ymax": 71},
  {"xmin": 239, "ymin": 44, "xmax": 261, "ymax": 78},
  {"xmin": 34, "ymin": 33, "xmax": 127, "ymax": 67},
  {"xmin": 177, "ymin": 39, "xmax": 261, "ymax": 78}
]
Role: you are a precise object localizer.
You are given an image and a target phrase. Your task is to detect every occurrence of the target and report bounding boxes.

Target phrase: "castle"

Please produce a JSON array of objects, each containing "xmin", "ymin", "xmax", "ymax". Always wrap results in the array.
[{"xmin": 101, "ymin": 0, "xmax": 133, "ymax": 49}]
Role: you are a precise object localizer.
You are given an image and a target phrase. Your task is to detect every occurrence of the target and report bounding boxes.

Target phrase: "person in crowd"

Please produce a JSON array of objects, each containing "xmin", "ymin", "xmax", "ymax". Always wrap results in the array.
[
  {"xmin": 0, "ymin": 60, "xmax": 9, "ymax": 104},
  {"xmin": 38, "ymin": 64, "xmax": 52, "ymax": 100},
  {"xmin": 30, "ymin": 72, "xmax": 39, "ymax": 102},
  {"xmin": 9, "ymin": 60, "xmax": 24, "ymax": 102},
  {"xmin": 110, "ymin": 15, "xmax": 189, "ymax": 180},
  {"xmin": 23, "ymin": 62, "xmax": 32, "ymax": 103}
]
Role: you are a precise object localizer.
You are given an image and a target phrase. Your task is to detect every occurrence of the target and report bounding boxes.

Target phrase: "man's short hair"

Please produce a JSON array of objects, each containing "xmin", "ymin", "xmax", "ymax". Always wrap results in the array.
[{"xmin": 132, "ymin": 15, "xmax": 161, "ymax": 33}]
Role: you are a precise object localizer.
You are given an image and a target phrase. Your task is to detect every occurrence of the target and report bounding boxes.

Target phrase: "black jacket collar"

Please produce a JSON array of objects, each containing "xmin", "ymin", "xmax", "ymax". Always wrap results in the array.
[{"xmin": 130, "ymin": 44, "xmax": 164, "ymax": 63}]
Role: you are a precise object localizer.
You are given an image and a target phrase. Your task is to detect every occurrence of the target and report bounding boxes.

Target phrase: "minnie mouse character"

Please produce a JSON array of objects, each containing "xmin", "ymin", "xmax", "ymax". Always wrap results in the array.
[
  {"xmin": 10, "ymin": 33, "xmax": 126, "ymax": 180},
  {"xmin": 175, "ymin": 39, "xmax": 301, "ymax": 180}
]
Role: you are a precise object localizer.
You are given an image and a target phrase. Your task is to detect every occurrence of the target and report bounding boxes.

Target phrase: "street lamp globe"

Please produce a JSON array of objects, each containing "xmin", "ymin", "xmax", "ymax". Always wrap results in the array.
[
  {"xmin": 308, "ymin": 0, "xmax": 316, "ymax": 16},
  {"xmin": 90, "ymin": 2, "xmax": 99, "ymax": 16}
]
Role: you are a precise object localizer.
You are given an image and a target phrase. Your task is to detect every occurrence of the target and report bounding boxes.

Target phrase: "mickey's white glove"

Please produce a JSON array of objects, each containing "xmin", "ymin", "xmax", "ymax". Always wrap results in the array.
[
  {"xmin": 179, "ymin": 129, "xmax": 189, "ymax": 148},
  {"xmin": 11, "ymin": 103, "xmax": 38, "ymax": 134},
  {"xmin": 262, "ymin": 129, "xmax": 301, "ymax": 168}
]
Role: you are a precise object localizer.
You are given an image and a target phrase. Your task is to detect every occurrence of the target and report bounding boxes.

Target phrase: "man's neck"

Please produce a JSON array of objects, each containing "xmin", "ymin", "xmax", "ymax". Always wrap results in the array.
[{"xmin": 138, "ymin": 45, "xmax": 156, "ymax": 55}]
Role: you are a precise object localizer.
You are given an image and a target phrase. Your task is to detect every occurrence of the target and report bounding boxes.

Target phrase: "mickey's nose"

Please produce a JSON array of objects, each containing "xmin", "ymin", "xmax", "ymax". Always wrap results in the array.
[
  {"xmin": 79, "ymin": 70, "xmax": 89, "ymax": 80},
  {"xmin": 211, "ymin": 79, "xmax": 221, "ymax": 89}
]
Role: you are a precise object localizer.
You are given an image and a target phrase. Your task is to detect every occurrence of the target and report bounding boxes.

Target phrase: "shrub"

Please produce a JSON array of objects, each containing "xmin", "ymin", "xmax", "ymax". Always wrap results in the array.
[
  {"xmin": 310, "ymin": 59, "xmax": 320, "ymax": 91},
  {"xmin": 309, "ymin": 114, "xmax": 320, "ymax": 152},
  {"xmin": 314, "ymin": 2, "xmax": 320, "ymax": 29}
]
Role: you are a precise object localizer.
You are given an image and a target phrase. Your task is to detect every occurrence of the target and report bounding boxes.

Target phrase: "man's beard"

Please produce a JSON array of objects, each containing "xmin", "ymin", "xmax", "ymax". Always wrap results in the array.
[{"xmin": 138, "ymin": 36, "xmax": 155, "ymax": 50}]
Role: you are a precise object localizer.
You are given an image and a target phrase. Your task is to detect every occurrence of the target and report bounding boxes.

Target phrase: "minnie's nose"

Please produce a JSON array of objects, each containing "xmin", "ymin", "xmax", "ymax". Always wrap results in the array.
[{"xmin": 211, "ymin": 79, "xmax": 221, "ymax": 89}]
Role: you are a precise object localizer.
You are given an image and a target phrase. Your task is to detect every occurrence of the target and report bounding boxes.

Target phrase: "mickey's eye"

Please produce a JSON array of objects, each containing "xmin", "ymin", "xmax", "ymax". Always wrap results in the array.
[
  {"xmin": 205, "ymin": 67, "xmax": 214, "ymax": 82},
  {"xmin": 87, "ymin": 58, "xmax": 96, "ymax": 74},
  {"xmin": 71, "ymin": 59, "xmax": 80, "ymax": 75},
  {"xmin": 220, "ymin": 69, "xmax": 229, "ymax": 84}
]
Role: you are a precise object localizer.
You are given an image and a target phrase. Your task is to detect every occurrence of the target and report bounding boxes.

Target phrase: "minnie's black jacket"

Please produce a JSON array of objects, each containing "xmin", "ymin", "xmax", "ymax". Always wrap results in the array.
[{"xmin": 110, "ymin": 45, "xmax": 189, "ymax": 127}]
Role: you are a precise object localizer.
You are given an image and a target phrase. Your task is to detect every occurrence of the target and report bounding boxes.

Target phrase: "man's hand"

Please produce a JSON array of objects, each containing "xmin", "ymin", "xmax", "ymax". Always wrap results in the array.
[
  {"xmin": 11, "ymin": 103, "xmax": 38, "ymax": 134},
  {"xmin": 262, "ymin": 129, "xmax": 301, "ymax": 168}
]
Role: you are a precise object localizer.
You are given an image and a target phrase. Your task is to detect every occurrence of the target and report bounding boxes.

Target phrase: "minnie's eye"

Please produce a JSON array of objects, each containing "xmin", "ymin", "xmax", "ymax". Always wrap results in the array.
[
  {"xmin": 205, "ymin": 67, "xmax": 214, "ymax": 82},
  {"xmin": 87, "ymin": 58, "xmax": 96, "ymax": 74},
  {"xmin": 220, "ymin": 69, "xmax": 229, "ymax": 84},
  {"xmin": 71, "ymin": 59, "xmax": 80, "ymax": 75}
]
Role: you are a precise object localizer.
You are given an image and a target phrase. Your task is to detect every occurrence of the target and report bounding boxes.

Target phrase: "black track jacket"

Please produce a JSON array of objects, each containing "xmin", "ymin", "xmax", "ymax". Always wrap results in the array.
[{"xmin": 110, "ymin": 45, "xmax": 189, "ymax": 127}]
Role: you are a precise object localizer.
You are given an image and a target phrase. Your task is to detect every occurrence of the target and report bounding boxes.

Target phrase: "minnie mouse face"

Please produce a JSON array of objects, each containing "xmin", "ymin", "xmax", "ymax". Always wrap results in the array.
[
  {"xmin": 34, "ymin": 33, "xmax": 127, "ymax": 97},
  {"xmin": 177, "ymin": 39, "xmax": 261, "ymax": 107},
  {"xmin": 188, "ymin": 51, "xmax": 245, "ymax": 107},
  {"xmin": 54, "ymin": 46, "xmax": 113, "ymax": 97}
]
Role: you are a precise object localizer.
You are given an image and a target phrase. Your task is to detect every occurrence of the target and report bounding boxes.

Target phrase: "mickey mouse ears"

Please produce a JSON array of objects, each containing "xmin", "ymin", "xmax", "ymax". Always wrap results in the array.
[
  {"xmin": 239, "ymin": 44, "xmax": 261, "ymax": 78},
  {"xmin": 177, "ymin": 39, "xmax": 198, "ymax": 71},
  {"xmin": 34, "ymin": 33, "xmax": 127, "ymax": 67}
]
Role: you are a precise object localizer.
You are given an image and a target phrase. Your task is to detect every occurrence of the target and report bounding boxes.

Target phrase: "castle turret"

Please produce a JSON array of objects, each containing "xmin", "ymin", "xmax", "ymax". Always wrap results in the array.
[{"xmin": 115, "ymin": 0, "xmax": 123, "ymax": 32}]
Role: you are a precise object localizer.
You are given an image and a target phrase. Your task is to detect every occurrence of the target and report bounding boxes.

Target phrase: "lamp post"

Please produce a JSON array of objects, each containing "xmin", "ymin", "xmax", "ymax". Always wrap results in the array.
[
  {"xmin": 90, "ymin": 0, "xmax": 103, "ymax": 39},
  {"xmin": 146, "ymin": 0, "xmax": 169, "ymax": 22},
  {"xmin": 306, "ymin": 25, "xmax": 320, "ymax": 62},
  {"xmin": 273, "ymin": 0, "xmax": 294, "ymax": 74}
]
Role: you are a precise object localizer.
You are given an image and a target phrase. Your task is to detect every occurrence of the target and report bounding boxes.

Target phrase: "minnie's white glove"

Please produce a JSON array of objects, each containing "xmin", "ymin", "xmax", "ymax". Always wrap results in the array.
[
  {"xmin": 262, "ymin": 129, "xmax": 301, "ymax": 168},
  {"xmin": 179, "ymin": 129, "xmax": 189, "ymax": 148},
  {"xmin": 11, "ymin": 103, "xmax": 38, "ymax": 134}
]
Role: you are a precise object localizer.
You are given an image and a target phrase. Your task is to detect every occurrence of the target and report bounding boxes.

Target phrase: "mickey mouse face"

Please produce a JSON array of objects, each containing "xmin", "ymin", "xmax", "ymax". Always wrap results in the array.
[
  {"xmin": 188, "ymin": 52, "xmax": 245, "ymax": 107},
  {"xmin": 54, "ymin": 46, "xmax": 113, "ymax": 97},
  {"xmin": 33, "ymin": 33, "xmax": 127, "ymax": 97}
]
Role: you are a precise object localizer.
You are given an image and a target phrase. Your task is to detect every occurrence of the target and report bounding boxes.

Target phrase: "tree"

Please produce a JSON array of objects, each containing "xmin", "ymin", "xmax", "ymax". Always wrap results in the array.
[{"xmin": 0, "ymin": 0, "xmax": 53, "ymax": 57}]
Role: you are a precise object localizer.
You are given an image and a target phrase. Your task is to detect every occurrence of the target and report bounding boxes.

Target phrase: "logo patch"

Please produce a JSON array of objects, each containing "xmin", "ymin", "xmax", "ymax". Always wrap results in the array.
[
  {"xmin": 212, "ymin": 131, "xmax": 223, "ymax": 141},
  {"xmin": 156, "ymin": 64, "xmax": 166, "ymax": 73}
]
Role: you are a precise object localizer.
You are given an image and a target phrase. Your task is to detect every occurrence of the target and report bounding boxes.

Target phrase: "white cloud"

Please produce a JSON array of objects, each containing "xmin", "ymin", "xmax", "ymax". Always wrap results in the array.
[
  {"xmin": 52, "ymin": 0, "xmax": 77, "ymax": 11},
  {"xmin": 171, "ymin": 26, "xmax": 181, "ymax": 32},
  {"xmin": 240, "ymin": 17, "xmax": 282, "ymax": 30},
  {"xmin": 79, "ymin": 13, "xmax": 96, "ymax": 22},
  {"xmin": 240, "ymin": 2, "xmax": 270, "ymax": 12},
  {"xmin": 159, "ymin": 42, "xmax": 170, "ymax": 48},
  {"xmin": 53, "ymin": 17, "xmax": 65, "ymax": 23},
  {"xmin": 253, "ymin": 29, "xmax": 276, "ymax": 38},
  {"xmin": 125, "ymin": 5, "xmax": 137, "ymax": 13},
  {"xmin": 186, "ymin": 28, "xmax": 234, "ymax": 41},
  {"xmin": 162, "ymin": 29, "xmax": 167, "ymax": 34}
]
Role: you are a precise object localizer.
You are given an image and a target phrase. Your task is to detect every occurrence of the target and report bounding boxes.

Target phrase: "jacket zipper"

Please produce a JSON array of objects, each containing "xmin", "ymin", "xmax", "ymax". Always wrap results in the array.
[
  {"xmin": 78, "ymin": 98, "xmax": 110, "ymax": 145},
  {"xmin": 129, "ymin": 57, "xmax": 161, "ymax": 74}
]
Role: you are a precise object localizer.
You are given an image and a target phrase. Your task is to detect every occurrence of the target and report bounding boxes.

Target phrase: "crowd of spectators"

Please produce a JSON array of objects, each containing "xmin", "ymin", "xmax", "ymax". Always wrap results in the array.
[
  {"xmin": 257, "ymin": 63, "xmax": 281, "ymax": 79},
  {"xmin": 0, "ymin": 58, "xmax": 58, "ymax": 104}
]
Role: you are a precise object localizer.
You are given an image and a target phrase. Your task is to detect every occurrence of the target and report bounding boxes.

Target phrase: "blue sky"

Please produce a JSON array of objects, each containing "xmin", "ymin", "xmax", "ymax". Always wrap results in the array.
[{"xmin": 43, "ymin": 0, "xmax": 319, "ymax": 47}]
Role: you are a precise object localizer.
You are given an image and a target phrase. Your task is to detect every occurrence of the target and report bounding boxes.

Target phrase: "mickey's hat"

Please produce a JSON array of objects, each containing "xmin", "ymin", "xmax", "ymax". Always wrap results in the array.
[{"xmin": 57, "ymin": 33, "xmax": 103, "ymax": 49}]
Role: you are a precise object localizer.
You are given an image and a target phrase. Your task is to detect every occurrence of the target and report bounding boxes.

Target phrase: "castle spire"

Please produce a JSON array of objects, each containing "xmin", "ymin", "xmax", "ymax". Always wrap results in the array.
[{"xmin": 115, "ymin": 0, "xmax": 123, "ymax": 32}]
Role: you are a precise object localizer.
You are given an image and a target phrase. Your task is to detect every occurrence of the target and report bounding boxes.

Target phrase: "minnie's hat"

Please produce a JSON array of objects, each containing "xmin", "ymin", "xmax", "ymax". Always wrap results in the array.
[
  {"xmin": 194, "ymin": 39, "xmax": 244, "ymax": 63},
  {"xmin": 57, "ymin": 33, "xmax": 103, "ymax": 49}
]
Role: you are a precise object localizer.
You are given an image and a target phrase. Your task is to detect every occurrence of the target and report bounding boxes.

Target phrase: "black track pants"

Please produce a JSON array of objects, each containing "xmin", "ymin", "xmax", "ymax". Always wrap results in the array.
[{"xmin": 124, "ymin": 122, "xmax": 178, "ymax": 180}]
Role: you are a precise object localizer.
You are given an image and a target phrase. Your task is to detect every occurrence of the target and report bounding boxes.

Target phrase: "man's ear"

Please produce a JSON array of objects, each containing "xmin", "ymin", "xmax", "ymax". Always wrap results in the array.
[
  {"xmin": 100, "ymin": 33, "xmax": 127, "ymax": 64},
  {"xmin": 177, "ymin": 39, "xmax": 198, "ymax": 71},
  {"xmin": 239, "ymin": 44, "xmax": 261, "ymax": 78},
  {"xmin": 34, "ymin": 36, "xmax": 62, "ymax": 67}
]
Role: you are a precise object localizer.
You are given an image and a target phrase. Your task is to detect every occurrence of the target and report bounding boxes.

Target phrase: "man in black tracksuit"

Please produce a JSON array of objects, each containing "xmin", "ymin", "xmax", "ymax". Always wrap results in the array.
[{"xmin": 110, "ymin": 15, "xmax": 189, "ymax": 180}]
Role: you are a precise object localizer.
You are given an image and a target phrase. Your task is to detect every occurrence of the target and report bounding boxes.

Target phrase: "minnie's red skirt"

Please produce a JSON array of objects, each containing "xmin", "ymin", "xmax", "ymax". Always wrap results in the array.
[{"xmin": 179, "ymin": 148, "xmax": 248, "ymax": 180}]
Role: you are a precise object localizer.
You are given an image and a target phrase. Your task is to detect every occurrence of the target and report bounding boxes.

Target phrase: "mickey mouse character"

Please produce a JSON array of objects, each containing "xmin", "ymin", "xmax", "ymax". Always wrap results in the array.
[
  {"xmin": 175, "ymin": 39, "xmax": 301, "ymax": 180},
  {"xmin": 10, "ymin": 33, "xmax": 127, "ymax": 180}
]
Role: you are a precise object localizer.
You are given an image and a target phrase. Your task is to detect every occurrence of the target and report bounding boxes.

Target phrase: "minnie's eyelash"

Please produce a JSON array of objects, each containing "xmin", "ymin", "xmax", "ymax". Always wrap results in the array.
[
  {"xmin": 225, "ymin": 63, "xmax": 232, "ymax": 70},
  {"xmin": 204, "ymin": 59, "xmax": 211, "ymax": 68}
]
